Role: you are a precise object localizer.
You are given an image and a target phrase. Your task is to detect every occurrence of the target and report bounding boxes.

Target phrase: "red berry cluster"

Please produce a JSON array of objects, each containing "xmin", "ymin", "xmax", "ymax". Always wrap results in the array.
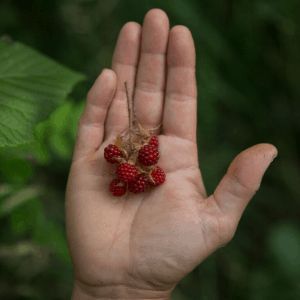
[{"xmin": 104, "ymin": 134, "xmax": 166, "ymax": 197}]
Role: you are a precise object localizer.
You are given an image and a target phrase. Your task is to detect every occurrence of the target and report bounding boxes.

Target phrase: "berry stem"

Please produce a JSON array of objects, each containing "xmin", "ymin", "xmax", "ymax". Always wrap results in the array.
[{"xmin": 125, "ymin": 81, "xmax": 133, "ymax": 152}]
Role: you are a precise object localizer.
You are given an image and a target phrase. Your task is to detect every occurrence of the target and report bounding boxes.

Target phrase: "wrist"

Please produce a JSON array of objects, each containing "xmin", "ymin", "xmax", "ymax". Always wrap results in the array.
[{"xmin": 71, "ymin": 280, "xmax": 171, "ymax": 300}]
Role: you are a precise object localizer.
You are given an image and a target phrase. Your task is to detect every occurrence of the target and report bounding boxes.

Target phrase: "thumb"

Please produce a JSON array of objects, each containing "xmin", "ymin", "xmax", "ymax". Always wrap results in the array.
[{"xmin": 211, "ymin": 143, "xmax": 278, "ymax": 245}]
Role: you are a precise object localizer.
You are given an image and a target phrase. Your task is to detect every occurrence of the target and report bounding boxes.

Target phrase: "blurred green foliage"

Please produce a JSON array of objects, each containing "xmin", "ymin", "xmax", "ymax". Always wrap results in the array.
[
  {"xmin": 0, "ymin": 0, "xmax": 299, "ymax": 299},
  {"xmin": 0, "ymin": 39, "xmax": 85, "ymax": 148}
]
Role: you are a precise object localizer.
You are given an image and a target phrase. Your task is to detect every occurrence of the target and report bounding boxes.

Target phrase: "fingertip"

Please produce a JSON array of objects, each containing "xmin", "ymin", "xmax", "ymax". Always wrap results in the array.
[
  {"xmin": 145, "ymin": 8, "xmax": 169, "ymax": 20},
  {"xmin": 101, "ymin": 68, "xmax": 117, "ymax": 89},
  {"xmin": 264, "ymin": 143, "xmax": 278, "ymax": 163},
  {"xmin": 168, "ymin": 25, "xmax": 195, "ymax": 68},
  {"xmin": 86, "ymin": 68, "xmax": 117, "ymax": 109},
  {"xmin": 143, "ymin": 8, "xmax": 170, "ymax": 32},
  {"xmin": 268, "ymin": 143, "xmax": 278, "ymax": 158},
  {"xmin": 249, "ymin": 143, "xmax": 278, "ymax": 162},
  {"xmin": 119, "ymin": 21, "xmax": 142, "ymax": 45},
  {"xmin": 170, "ymin": 25, "xmax": 192, "ymax": 36}
]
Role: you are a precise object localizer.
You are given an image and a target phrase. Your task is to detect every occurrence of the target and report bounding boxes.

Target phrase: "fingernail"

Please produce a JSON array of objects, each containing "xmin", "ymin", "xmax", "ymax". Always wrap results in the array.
[{"xmin": 270, "ymin": 154, "xmax": 277, "ymax": 163}]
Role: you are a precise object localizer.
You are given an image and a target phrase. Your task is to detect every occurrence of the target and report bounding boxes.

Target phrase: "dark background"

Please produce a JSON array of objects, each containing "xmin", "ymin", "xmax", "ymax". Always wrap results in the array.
[{"xmin": 0, "ymin": 0, "xmax": 300, "ymax": 299}]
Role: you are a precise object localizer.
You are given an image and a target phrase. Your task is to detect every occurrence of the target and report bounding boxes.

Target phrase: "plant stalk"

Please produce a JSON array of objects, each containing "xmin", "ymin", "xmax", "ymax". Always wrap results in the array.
[{"xmin": 124, "ymin": 81, "xmax": 133, "ymax": 152}]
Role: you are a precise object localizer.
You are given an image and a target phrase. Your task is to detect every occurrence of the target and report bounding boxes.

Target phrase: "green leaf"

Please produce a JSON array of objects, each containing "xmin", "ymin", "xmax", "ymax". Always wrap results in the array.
[
  {"xmin": 0, "ymin": 183, "xmax": 16, "ymax": 199},
  {"xmin": 32, "ymin": 208, "xmax": 72, "ymax": 264},
  {"xmin": 30, "ymin": 139, "xmax": 52, "ymax": 166},
  {"xmin": 49, "ymin": 131, "xmax": 72, "ymax": 160},
  {"xmin": 0, "ymin": 185, "xmax": 44, "ymax": 217},
  {"xmin": 49, "ymin": 99, "xmax": 73, "ymax": 133},
  {"xmin": 47, "ymin": 223, "xmax": 72, "ymax": 264},
  {"xmin": 10, "ymin": 209, "xmax": 29, "ymax": 235},
  {"xmin": 0, "ymin": 40, "xmax": 86, "ymax": 148},
  {"xmin": 0, "ymin": 157, "xmax": 33, "ymax": 183},
  {"xmin": 11, "ymin": 196, "xmax": 45, "ymax": 237},
  {"xmin": 69, "ymin": 99, "xmax": 86, "ymax": 140}
]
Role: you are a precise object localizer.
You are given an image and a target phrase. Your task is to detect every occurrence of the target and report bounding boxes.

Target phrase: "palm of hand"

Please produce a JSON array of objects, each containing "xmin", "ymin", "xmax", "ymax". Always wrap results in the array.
[
  {"xmin": 65, "ymin": 9, "xmax": 277, "ymax": 299},
  {"xmin": 67, "ymin": 134, "xmax": 212, "ymax": 292}
]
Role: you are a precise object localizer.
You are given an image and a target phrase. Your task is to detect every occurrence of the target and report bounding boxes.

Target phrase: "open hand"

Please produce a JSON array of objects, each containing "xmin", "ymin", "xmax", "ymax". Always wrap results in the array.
[{"xmin": 65, "ymin": 8, "xmax": 278, "ymax": 300}]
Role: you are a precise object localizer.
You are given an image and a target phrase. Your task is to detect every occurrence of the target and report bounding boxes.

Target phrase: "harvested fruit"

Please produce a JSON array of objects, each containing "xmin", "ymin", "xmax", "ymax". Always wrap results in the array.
[
  {"xmin": 116, "ymin": 163, "xmax": 139, "ymax": 183},
  {"xmin": 145, "ymin": 134, "xmax": 159, "ymax": 148},
  {"xmin": 128, "ymin": 174, "xmax": 148, "ymax": 194},
  {"xmin": 104, "ymin": 144, "xmax": 122, "ymax": 164},
  {"xmin": 138, "ymin": 145, "xmax": 159, "ymax": 166},
  {"xmin": 105, "ymin": 82, "xmax": 165, "ymax": 196},
  {"xmin": 110, "ymin": 179, "xmax": 127, "ymax": 196},
  {"xmin": 148, "ymin": 166, "xmax": 166, "ymax": 186}
]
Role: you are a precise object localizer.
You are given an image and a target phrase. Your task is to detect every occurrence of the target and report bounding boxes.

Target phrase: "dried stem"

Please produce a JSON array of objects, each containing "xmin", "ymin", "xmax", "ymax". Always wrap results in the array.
[{"xmin": 124, "ymin": 82, "xmax": 133, "ymax": 152}]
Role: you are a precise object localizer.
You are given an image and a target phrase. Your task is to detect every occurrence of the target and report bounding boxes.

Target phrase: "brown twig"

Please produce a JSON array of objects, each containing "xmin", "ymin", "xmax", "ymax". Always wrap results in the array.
[{"xmin": 124, "ymin": 82, "xmax": 133, "ymax": 152}]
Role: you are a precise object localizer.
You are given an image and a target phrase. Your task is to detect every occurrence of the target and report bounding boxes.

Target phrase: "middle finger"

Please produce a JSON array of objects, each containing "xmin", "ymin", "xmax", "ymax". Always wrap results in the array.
[{"xmin": 132, "ymin": 9, "xmax": 170, "ymax": 133}]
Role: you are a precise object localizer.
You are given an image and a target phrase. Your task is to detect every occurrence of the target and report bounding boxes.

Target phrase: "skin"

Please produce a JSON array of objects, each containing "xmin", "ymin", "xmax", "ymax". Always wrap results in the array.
[{"xmin": 65, "ymin": 8, "xmax": 278, "ymax": 300}]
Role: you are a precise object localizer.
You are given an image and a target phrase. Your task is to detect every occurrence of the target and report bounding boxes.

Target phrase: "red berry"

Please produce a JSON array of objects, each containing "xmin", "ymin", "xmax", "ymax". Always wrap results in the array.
[
  {"xmin": 128, "ymin": 174, "xmax": 148, "ymax": 194},
  {"xmin": 109, "ymin": 179, "xmax": 127, "ymax": 196},
  {"xmin": 116, "ymin": 163, "xmax": 139, "ymax": 183},
  {"xmin": 138, "ymin": 145, "xmax": 159, "ymax": 166},
  {"xmin": 145, "ymin": 135, "xmax": 159, "ymax": 148},
  {"xmin": 148, "ymin": 166, "xmax": 165, "ymax": 186},
  {"xmin": 104, "ymin": 144, "xmax": 122, "ymax": 164}
]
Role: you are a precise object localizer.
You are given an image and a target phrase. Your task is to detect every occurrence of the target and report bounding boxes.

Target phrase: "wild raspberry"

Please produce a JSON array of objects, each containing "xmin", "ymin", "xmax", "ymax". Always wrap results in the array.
[
  {"xmin": 104, "ymin": 144, "xmax": 122, "ymax": 164},
  {"xmin": 138, "ymin": 145, "xmax": 159, "ymax": 166},
  {"xmin": 145, "ymin": 135, "xmax": 159, "ymax": 148},
  {"xmin": 109, "ymin": 179, "xmax": 127, "ymax": 196},
  {"xmin": 148, "ymin": 166, "xmax": 165, "ymax": 186},
  {"xmin": 128, "ymin": 174, "xmax": 148, "ymax": 194},
  {"xmin": 116, "ymin": 163, "xmax": 139, "ymax": 183}
]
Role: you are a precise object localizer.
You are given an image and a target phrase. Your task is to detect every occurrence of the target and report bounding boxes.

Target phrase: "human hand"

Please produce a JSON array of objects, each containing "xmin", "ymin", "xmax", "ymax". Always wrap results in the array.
[{"xmin": 65, "ymin": 8, "xmax": 278, "ymax": 300}]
